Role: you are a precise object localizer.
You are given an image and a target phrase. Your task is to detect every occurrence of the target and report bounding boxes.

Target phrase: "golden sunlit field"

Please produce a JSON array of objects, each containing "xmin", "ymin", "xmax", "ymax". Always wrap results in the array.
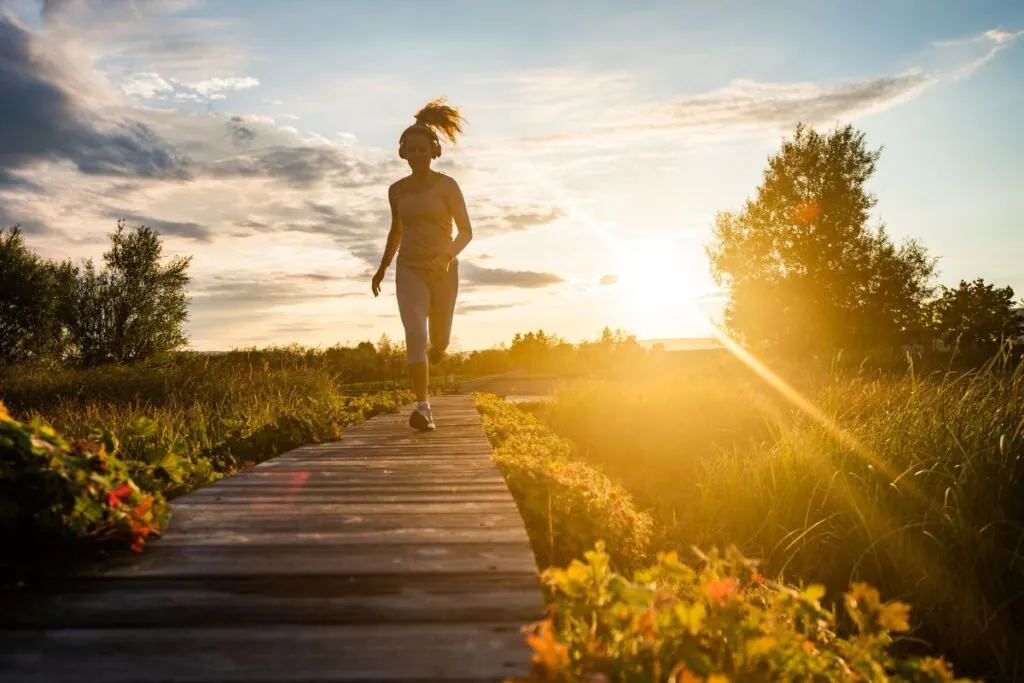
[{"xmin": 476, "ymin": 348, "xmax": 1023, "ymax": 681}]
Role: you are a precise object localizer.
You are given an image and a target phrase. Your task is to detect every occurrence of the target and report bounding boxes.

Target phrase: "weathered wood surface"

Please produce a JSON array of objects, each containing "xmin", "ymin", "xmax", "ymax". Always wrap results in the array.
[{"xmin": 0, "ymin": 395, "xmax": 544, "ymax": 682}]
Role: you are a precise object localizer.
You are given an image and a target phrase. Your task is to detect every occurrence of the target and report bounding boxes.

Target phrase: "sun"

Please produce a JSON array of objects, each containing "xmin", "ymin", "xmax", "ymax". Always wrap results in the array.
[{"xmin": 610, "ymin": 240, "xmax": 714, "ymax": 339}]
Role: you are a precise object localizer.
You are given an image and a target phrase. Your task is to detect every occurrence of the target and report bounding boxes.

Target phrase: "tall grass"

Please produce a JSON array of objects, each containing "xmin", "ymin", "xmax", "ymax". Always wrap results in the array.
[
  {"xmin": 0, "ymin": 355, "xmax": 416, "ymax": 498},
  {"xmin": 527, "ymin": 355, "xmax": 1023, "ymax": 680}
]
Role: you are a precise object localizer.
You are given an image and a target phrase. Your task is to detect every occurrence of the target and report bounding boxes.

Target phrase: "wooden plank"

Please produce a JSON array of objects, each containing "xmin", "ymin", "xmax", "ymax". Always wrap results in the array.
[
  {"xmin": 170, "ymin": 494, "xmax": 517, "ymax": 506},
  {"xmin": 210, "ymin": 472, "xmax": 502, "ymax": 483},
  {"xmin": 166, "ymin": 502, "xmax": 524, "ymax": 519},
  {"xmin": 163, "ymin": 512, "xmax": 528, "ymax": 535},
  {"xmin": 3, "ymin": 574, "xmax": 543, "ymax": 628},
  {"xmin": 117, "ymin": 526, "xmax": 533, "ymax": 547},
  {"xmin": 0, "ymin": 624, "xmax": 532, "ymax": 682},
  {"xmin": 187, "ymin": 483, "xmax": 511, "ymax": 494},
  {"xmin": 89, "ymin": 542, "xmax": 539, "ymax": 577}
]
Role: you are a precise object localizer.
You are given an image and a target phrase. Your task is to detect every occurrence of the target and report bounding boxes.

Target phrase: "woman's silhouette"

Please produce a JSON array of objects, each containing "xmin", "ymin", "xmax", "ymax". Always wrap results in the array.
[{"xmin": 372, "ymin": 98, "xmax": 472, "ymax": 431}]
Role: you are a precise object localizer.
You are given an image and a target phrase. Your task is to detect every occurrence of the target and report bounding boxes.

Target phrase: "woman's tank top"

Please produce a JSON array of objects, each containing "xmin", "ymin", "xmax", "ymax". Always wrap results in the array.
[{"xmin": 395, "ymin": 174, "xmax": 454, "ymax": 271}]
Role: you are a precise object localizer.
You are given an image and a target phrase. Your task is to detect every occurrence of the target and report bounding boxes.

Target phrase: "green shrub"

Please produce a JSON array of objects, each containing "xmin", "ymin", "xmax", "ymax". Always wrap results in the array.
[
  {"xmin": 475, "ymin": 392, "xmax": 651, "ymax": 570},
  {"xmin": 510, "ymin": 541, "xmax": 973, "ymax": 683},
  {"xmin": 0, "ymin": 401, "xmax": 168, "ymax": 566}
]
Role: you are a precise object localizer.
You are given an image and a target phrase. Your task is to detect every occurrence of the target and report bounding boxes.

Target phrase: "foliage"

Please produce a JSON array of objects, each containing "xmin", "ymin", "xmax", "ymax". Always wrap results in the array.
[
  {"xmin": 707, "ymin": 123, "xmax": 937, "ymax": 356},
  {"xmin": 475, "ymin": 392, "xmax": 652, "ymax": 570},
  {"xmin": 54, "ymin": 221, "xmax": 191, "ymax": 366},
  {"xmin": 0, "ymin": 400, "xmax": 168, "ymax": 566},
  {"xmin": 930, "ymin": 278, "xmax": 1022, "ymax": 357},
  {"xmin": 0, "ymin": 226, "xmax": 66, "ymax": 365},
  {"xmin": 509, "ymin": 542, "xmax": 974, "ymax": 682}
]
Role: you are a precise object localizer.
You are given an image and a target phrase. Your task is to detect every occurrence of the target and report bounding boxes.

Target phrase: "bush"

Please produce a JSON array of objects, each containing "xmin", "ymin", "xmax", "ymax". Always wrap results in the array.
[
  {"xmin": 475, "ymin": 392, "xmax": 651, "ymax": 570},
  {"xmin": 511, "ymin": 541, "xmax": 974, "ymax": 683},
  {"xmin": 0, "ymin": 401, "xmax": 168, "ymax": 567}
]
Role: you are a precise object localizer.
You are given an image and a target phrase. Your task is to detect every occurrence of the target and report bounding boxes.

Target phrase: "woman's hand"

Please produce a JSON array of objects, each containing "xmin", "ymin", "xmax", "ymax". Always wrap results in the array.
[
  {"xmin": 371, "ymin": 266, "xmax": 387, "ymax": 297},
  {"xmin": 428, "ymin": 253, "xmax": 452, "ymax": 273}
]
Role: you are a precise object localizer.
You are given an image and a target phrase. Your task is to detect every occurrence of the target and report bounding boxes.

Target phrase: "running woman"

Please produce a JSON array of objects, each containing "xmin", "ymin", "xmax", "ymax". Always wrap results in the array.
[{"xmin": 372, "ymin": 98, "xmax": 473, "ymax": 431}]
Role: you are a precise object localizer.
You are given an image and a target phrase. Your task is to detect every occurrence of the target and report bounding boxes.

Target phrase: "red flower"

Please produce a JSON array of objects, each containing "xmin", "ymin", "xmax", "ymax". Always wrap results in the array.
[{"xmin": 106, "ymin": 483, "xmax": 133, "ymax": 508}]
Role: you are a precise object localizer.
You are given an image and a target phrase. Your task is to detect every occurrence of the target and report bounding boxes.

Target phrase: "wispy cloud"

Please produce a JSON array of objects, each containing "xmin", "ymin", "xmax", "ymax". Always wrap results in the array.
[
  {"xmin": 932, "ymin": 27, "xmax": 1024, "ymax": 80},
  {"xmin": 931, "ymin": 28, "xmax": 1024, "ymax": 48},
  {"xmin": 456, "ymin": 302, "xmax": 520, "ymax": 314},
  {"xmin": 508, "ymin": 71, "xmax": 932, "ymax": 149},
  {"xmin": 102, "ymin": 209, "xmax": 212, "ymax": 242},
  {"xmin": 461, "ymin": 262, "xmax": 565, "ymax": 289}
]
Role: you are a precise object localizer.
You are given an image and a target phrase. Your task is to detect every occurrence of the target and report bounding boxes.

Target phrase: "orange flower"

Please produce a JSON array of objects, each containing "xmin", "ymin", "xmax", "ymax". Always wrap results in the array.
[
  {"xmin": 706, "ymin": 577, "xmax": 739, "ymax": 605},
  {"xmin": 525, "ymin": 620, "xmax": 569, "ymax": 674}
]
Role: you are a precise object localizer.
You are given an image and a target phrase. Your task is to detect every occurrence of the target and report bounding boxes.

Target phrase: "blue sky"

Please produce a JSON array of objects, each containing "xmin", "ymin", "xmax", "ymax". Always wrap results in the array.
[{"xmin": 1, "ymin": 0, "xmax": 1021, "ymax": 351}]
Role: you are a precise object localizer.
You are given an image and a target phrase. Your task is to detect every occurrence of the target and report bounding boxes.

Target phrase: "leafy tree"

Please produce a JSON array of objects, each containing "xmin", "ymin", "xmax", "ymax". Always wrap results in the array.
[
  {"xmin": 509, "ymin": 329, "xmax": 567, "ymax": 372},
  {"xmin": 707, "ymin": 123, "xmax": 937, "ymax": 356},
  {"xmin": 931, "ymin": 278, "xmax": 1021, "ymax": 355},
  {"xmin": 0, "ymin": 226, "xmax": 63, "ymax": 365},
  {"xmin": 58, "ymin": 221, "xmax": 191, "ymax": 366}
]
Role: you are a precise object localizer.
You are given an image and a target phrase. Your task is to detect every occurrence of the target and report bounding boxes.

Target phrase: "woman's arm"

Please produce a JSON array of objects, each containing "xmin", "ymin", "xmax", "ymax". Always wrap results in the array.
[
  {"xmin": 445, "ymin": 177, "xmax": 473, "ymax": 258},
  {"xmin": 372, "ymin": 183, "xmax": 403, "ymax": 296},
  {"xmin": 377, "ymin": 183, "xmax": 404, "ymax": 271}
]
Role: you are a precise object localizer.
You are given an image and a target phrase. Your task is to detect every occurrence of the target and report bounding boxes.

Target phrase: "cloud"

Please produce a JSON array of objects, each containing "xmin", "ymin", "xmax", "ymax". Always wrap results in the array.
[
  {"xmin": 0, "ymin": 17, "xmax": 190, "ymax": 182},
  {"xmin": 121, "ymin": 72, "xmax": 260, "ymax": 102},
  {"xmin": 456, "ymin": 302, "xmax": 520, "ymax": 314},
  {"xmin": 121, "ymin": 71, "xmax": 174, "ymax": 99},
  {"xmin": 102, "ymin": 209, "xmax": 213, "ymax": 242},
  {"xmin": 205, "ymin": 146, "xmax": 397, "ymax": 189},
  {"xmin": 461, "ymin": 262, "xmax": 565, "ymax": 289},
  {"xmin": 0, "ymin": 203, "xmax": 49, "ymax": 234},
  {"xmin": 190, "ymin": 275, "xmax": 362, "ymax": 316},
  {"xmin": 37, "ymin": 0, "xmax": 83, "ymax": 21},
  {"xmin": 933, "ymin": 27, "xmax": 1024, "ymax": 80},
  {"xmin": 225, "ymin": 115, "xmax": 256, "ymax": 149},
  {"xmin": 0, "ymin": 169, "xmax": 43, "ymax": 192},
  {"xmin": 177, "ymin": 75, "xmax": 259, "ymax": 97},
  {"xmin": 44, "ymin": 1, "xmax": 253, "ymax": 81},
  {"xmin": 931, "ymin": 28, "xmax": 1024, "ymax": 48},
  {"xmin": 599, "ymin": 274, "xmax": 619, "ymax": 286},
  {"xmin": 470, "ymin": 201, "xmax": 566, "ymax": 235},
  {"xmin": 513, "ymin": 71, "xmax": 933, "ymax": 148}
]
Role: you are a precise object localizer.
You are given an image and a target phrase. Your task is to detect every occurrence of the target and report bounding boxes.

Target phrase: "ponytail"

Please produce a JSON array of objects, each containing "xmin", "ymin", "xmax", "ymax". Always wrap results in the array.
[
  {"xmin": 412, "ymin": 97, "xmax": 464, "ymax": 144},
  {"xmin": 398, "ymin": 97, "xmax": 465, "ymax": 158}
]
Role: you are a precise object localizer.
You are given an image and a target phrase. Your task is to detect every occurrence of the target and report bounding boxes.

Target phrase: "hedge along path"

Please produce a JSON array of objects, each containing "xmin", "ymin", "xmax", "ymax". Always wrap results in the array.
[{"xmin": 0, "ymin": 394, "xmax": 545, "ymax": 682}]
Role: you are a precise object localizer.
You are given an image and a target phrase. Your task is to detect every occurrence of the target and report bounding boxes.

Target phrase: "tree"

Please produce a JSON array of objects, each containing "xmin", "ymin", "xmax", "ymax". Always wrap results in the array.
[
  {"xmin": 707, "ymin": 123, "xmax": 937, "ymax": 356},
  {"xmin": 930, "ymin": 279, "xmax": 1021, "ymax": 356},
  {"xmin": 509, "ymin": 329, "xmax": 565, "ymax": 372},
  {"xmin": 0, "ymin": 226, "xmax": 64, "ymax": 365},
  {"xmin": 58, "ymin": 221, "xmax": 191, "ymax": 366}
]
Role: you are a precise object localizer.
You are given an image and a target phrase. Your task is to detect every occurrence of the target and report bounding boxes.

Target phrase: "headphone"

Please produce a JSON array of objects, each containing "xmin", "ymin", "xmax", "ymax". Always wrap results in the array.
[{"xmin": 398, "ymin": 126, "xmax": 441, "ymax": 160}]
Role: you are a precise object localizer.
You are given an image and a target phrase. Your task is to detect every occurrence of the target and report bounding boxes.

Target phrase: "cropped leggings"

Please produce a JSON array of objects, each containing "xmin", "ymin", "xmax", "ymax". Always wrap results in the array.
[{"xmin": 395, "ymin": 261, "xmax": 459, "ymax": 364}]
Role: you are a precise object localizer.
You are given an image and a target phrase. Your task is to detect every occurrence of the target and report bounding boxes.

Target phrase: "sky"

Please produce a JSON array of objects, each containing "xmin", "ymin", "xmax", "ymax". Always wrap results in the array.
[{"xmin": 1, "ymin": 0, "xmax": 1022, "ymax": 352}]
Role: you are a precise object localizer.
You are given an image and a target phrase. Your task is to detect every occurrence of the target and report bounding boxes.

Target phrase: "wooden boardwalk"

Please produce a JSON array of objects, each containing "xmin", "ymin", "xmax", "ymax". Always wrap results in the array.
[{"xmin": 0, "ymin": 395, "xmax": 544, "ymax": 682}]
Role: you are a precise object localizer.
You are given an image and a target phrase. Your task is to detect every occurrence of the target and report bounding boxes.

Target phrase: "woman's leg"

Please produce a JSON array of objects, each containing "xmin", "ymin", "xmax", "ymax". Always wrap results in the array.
[
  {"xmin": 428, "ymin": 261, "xmax": 460, "ymax": 364},
  {"xmin": 396, "ymin": 265, "xmax": 431, "ymax": 403}
]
